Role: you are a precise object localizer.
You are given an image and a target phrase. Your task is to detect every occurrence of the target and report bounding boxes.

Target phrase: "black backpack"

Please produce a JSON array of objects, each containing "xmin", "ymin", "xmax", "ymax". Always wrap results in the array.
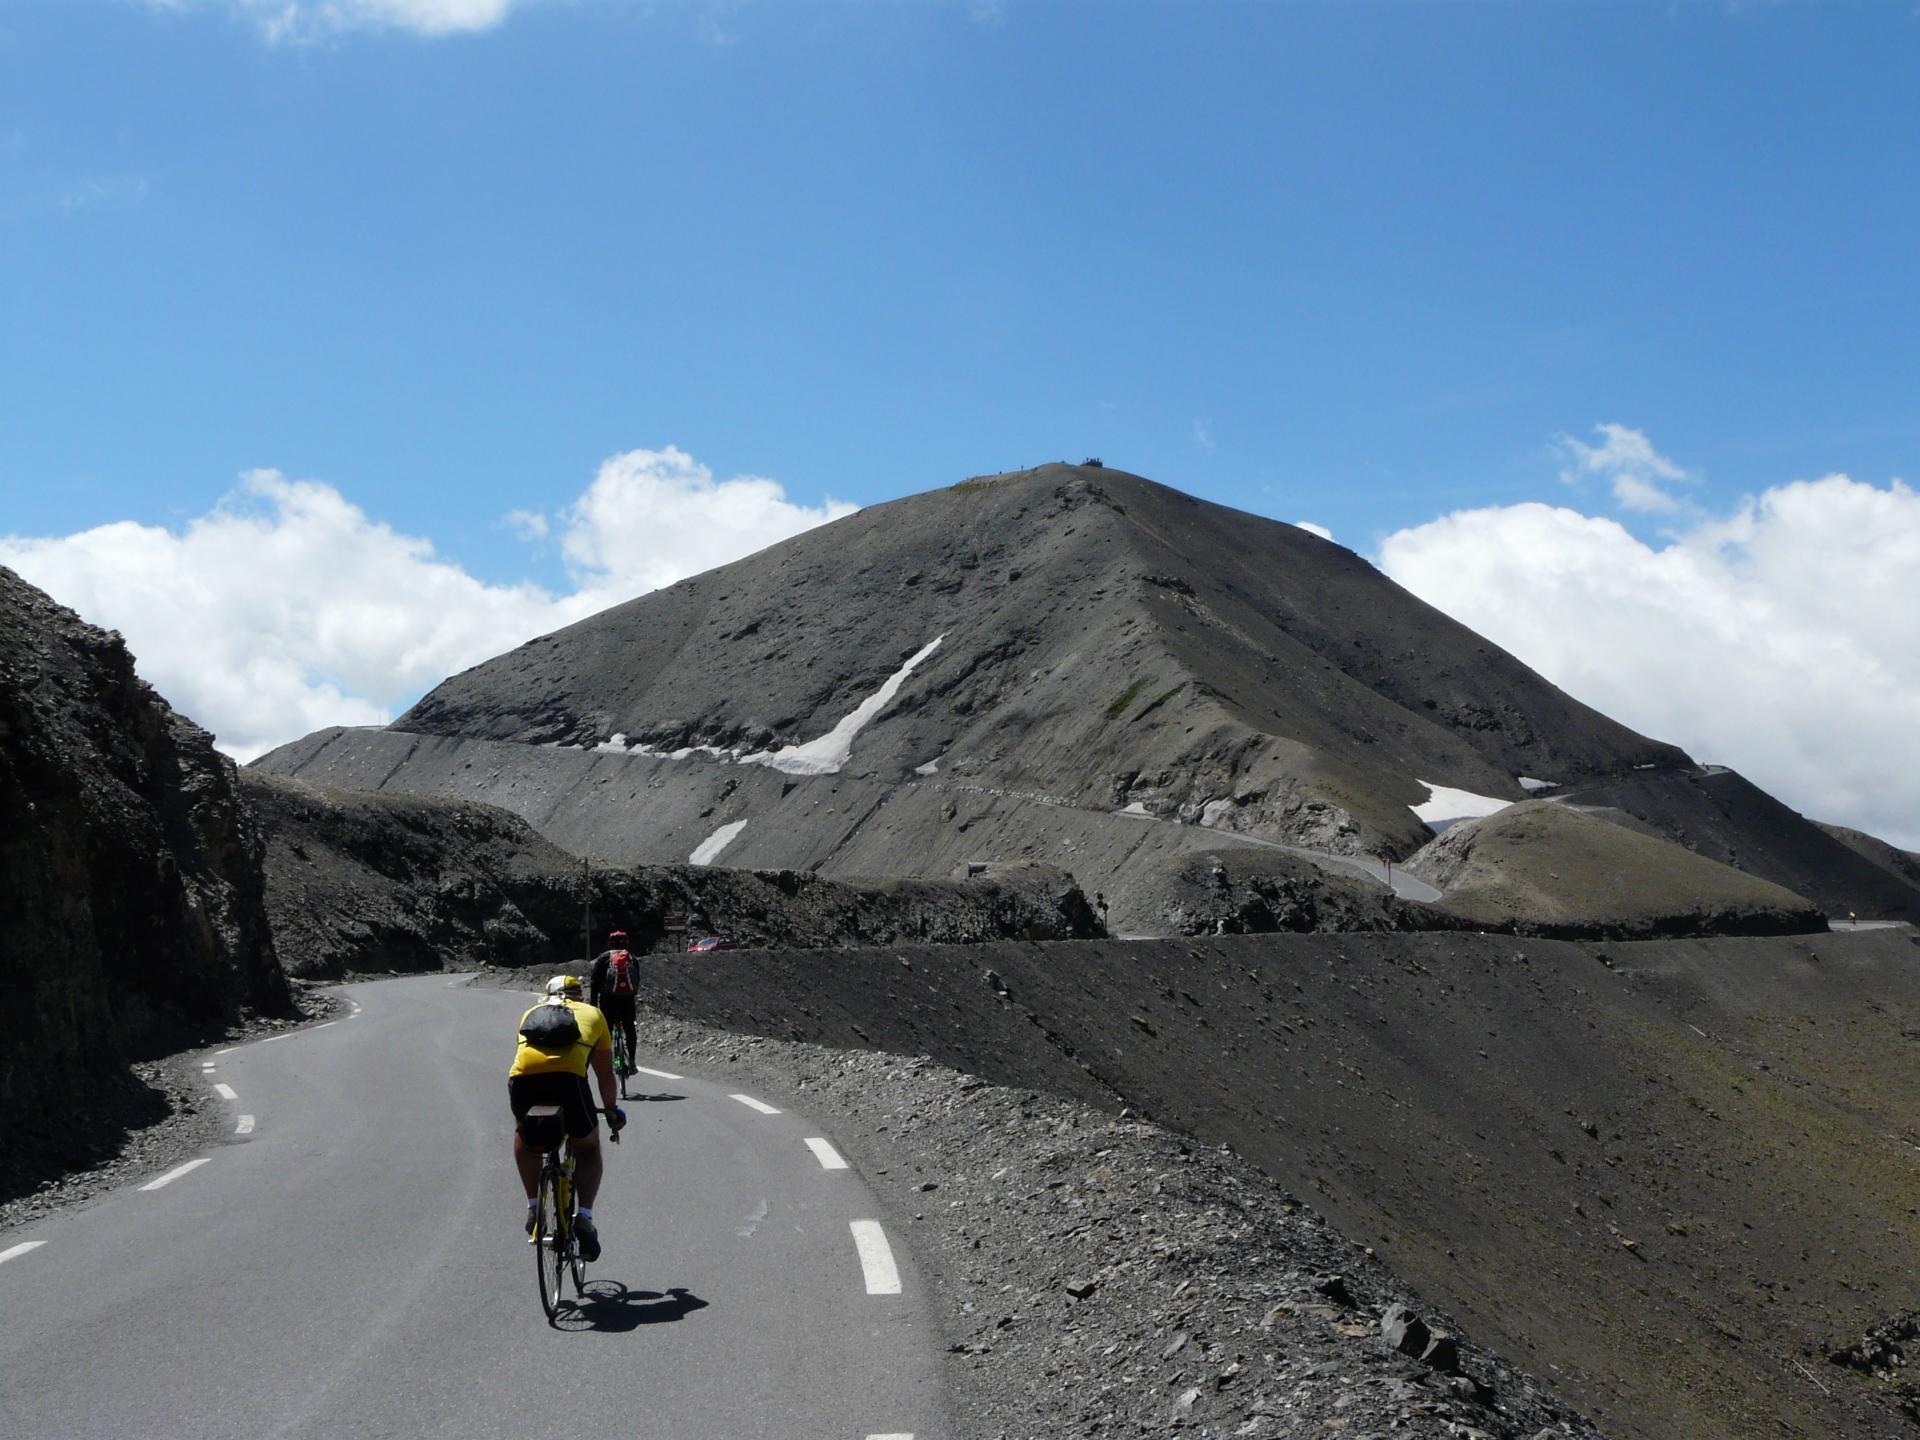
[{"xmin": 520, "ymin": 1000, "xmax": 582, "ymax": 1052}]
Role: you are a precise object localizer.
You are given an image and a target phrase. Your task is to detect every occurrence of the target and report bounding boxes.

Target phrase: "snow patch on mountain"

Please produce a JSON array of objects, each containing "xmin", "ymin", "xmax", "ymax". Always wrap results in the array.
[
  {"xmin": 1412, "ymin": 781, "xmax": 1513, "ymax": 829},
  {"xmin": 739, "ymin": 635, "xmax": 945, "ymax": 777},
  {"xmin": 689, "ymin": 819, "xmax": 748, "ymax": 866}
]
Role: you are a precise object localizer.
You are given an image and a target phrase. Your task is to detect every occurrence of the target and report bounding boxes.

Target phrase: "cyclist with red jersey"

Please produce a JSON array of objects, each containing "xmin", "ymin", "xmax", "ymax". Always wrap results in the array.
[{"xmin": 588, "ymin": 930, "xmax": 641, "ymax": 1078}]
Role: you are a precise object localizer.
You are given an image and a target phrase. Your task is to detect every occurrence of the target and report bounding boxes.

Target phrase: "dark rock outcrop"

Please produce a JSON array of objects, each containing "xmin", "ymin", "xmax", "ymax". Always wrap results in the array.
[
  {"xmin": 244, "ymin": 771, "xmax": 1100, "ymax": 979},
  {"xmin": 1107, "ymin": 844, "xmax": 1470, "ymax": 938},
  {"xmin": 0, "ymin": 567, "xmax": 290, "ymax": 1186}
]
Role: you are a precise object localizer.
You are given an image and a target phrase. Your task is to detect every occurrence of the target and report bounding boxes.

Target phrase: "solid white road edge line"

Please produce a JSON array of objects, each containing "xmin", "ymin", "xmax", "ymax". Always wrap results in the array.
[
  {"xmin": 632, "ymin": 1066, "xmax": 682, "ymax": 1080},
  {"xmin": 311, "ymin": 1021, "xmax": 336, "ymax": 1031},
  {"xmin": 139, "ymin": 1158, "xmax": 212, "ymax": 1192},
  {"xmin": 236, "ymin": 1115, "xmax": 256, "ymax": 1135},
  {"xmin": 731, "ymin": 1094, "xmax": 781, "ymax": 1115},
  {"xmin": 805, "ymin": 1138, "xmax": 849, "ymax": 1170},
  {"xmin": 850, "ymin": 1219, "xmax": 902, "ymax": 1295},
  {"xmin": 0, "ymin": 1241, "xmax": 48, "ymax": 1266},
  {"xmin": 865, "ymin": 1434, "xmax": 914, "ymax": 1439},
  {"xmin": 214, "ymin": 1083, "xmax": 238, "ymax": 1101},
  {"xmin": 214, "ymin": 1047, "xmax": 237, "ymax": 1056}
]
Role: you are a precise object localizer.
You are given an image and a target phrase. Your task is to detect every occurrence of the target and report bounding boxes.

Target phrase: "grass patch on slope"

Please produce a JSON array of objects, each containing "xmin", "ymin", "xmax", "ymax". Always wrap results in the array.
[
  {"xmin": 1106, "ymin": 677, "xmax": 1151, "ymax": 720},
  {"xmin": 1130, "ymin": 681, "xmax": 1188, "ymax": 723}
]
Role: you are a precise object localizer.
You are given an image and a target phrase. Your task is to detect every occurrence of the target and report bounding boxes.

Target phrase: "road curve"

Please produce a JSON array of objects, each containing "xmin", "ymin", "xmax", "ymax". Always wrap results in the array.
[{"xmin": 0, "ymin": 976, "xmax": 950, "ymax": 1440}]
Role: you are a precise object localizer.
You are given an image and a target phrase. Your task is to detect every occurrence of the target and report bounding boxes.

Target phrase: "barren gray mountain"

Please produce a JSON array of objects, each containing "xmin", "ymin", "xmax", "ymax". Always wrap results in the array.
[{"xmin": 256, "ymin": 462, "xmax": 1916, "ymax": 927}]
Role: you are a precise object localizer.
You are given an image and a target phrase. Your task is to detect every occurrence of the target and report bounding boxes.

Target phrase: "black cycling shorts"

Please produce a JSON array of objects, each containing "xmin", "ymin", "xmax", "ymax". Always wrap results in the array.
[
  {"xmin": 599, "ymin": 993, "xmax": 637, "ymax": 1023},
  {"xmin": 508, "ymin": 1072, "xmax": 597, "ymax": 1140}
]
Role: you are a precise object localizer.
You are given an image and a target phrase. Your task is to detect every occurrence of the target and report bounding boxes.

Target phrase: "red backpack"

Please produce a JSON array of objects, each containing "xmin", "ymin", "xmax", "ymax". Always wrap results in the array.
[{"xmin": 608, "ymin": 949, "xmax": 635, "ymax": 995}]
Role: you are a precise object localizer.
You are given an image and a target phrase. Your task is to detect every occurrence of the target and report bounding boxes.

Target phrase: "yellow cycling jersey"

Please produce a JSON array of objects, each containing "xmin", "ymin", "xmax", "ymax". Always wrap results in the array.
[{"xmin": 509, "ymin": 998, "xmax": 611, "ymax": 1078}]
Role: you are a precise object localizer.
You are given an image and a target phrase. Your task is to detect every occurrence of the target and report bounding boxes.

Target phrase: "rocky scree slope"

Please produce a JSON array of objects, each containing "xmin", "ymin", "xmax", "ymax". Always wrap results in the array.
[
  {"xmin": 1407, "ymin": 800, "xmax": 1826, "ymax": 938},
  {"xmin": 245, "ymin": 771, "xmax": 1098, "ymax": 979},
  {"xmin": 0, "ymin": 567, "xmax": 290, "ymax": 1192},
  {"xmin": 1817, "ymin": 820, "xmax": 1920, "ymax": 898},
  {"xmin": 616, "ymin": 926, "xmax": 1920, "ymax": 1440},
  {"xmin": 256, "ymin": 462, "xmax": 1729, "ymax": 926},
  {"xmin": 628, "ymin": 1015, "xmax": 1605, "ymax": 1440}
]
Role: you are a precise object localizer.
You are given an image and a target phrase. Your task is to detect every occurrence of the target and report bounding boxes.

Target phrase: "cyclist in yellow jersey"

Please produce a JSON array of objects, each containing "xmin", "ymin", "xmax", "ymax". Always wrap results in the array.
[{"xmin": 510, "ymin": 974, "xmax": 625, "ymax": 1259}]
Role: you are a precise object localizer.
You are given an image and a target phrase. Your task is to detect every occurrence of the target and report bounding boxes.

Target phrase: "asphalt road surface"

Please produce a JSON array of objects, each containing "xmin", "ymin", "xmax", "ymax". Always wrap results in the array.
[{"xmin": 0, "ymin": 976, "xmax": 950, "ymax": 1440}]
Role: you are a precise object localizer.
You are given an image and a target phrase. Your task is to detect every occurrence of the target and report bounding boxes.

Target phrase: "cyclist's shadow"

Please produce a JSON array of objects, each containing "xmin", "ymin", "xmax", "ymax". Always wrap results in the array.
[{"xmin": 556, "ymin": 1283, "xmax": 708, "ymax": 1333}]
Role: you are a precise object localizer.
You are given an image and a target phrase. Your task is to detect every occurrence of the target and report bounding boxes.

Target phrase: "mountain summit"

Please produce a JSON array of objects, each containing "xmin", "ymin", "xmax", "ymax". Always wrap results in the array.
[
  {"xmin": 400, "ymin": 463, "xmax": 1677, "ymax": 851},
  {"xmin": 258, "ymin": 463, "xmax": 1914, "ymax": 924}
]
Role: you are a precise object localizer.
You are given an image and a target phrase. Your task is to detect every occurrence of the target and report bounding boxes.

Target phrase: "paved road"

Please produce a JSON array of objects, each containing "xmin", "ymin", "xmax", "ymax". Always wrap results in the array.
[{"xmin": 0, "ymin": 977, "xmax": 949, "ymax": 1440}]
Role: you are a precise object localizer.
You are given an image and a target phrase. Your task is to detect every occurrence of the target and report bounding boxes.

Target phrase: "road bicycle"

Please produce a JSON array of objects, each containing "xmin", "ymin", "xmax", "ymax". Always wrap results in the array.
[
  {"xmin": 612, "ymin": 1028, "xmax": 633, "ymax": 1100},
  {"xmin": 522, "ymin": 1104, "xmax": 619, "ymax": 1324}
]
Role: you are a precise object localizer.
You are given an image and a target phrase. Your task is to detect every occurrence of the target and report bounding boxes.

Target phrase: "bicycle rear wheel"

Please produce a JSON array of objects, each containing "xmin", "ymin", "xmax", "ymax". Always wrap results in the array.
[
  {"xmin": 534, "ymin": 1163, "xmax": 567, "ymax": 1324},
  {"xmin": 613, "ymin": 1031, "xmax": 631, "ymax": 1098}
]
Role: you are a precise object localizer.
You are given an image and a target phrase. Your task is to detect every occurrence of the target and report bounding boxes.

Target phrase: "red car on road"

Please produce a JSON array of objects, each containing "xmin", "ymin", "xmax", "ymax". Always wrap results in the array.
[{"xmin": 686, "ymin": 935, "xmax": 738, "ymax": 953}]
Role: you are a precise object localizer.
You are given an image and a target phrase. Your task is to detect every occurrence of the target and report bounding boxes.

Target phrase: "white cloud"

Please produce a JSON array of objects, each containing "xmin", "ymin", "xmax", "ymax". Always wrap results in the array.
[
  {"xmin": 1609, "ymin": 472, "xmax": 1684, "ymax": 514},
  {"xmin": 1558, "ymin": 422, "xmax": 1694, "ymax": 512},
  {"xmin": 155, "ymin": 0, "xmax": 516, "ymax": 41},
  {"xmin": 503, "ymin": 508, "xmax": 548, "ymax": 540},
  {"xmin": 1193, "ymin": 418, "xmax": 1216, "ymax": 452},
  {"xmin": 553, "ymin": 445, "xmax": 856, "ymax": 601},
  {"xmin": 0, "ymin": 451, "xmax": 855, "ymax": 763},
  {"xmin": 1378, "ymin": 474, "xmax": 1920, "ymax": 851},
  {"xmin": 1293, "ymin": 521, "xmax": 1334, "ymax": 542}
]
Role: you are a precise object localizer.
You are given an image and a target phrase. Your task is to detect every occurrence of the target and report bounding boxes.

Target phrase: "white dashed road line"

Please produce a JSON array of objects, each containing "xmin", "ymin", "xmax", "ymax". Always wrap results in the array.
[
  {"xmin": 730, "ymin": 1094, "xmax": 781, "ymax": 1115},
  {"xmin": 236, "ymin": 1115, "xmax": 256, "ymax": 1135},
  {"xmin": 633, "ymin": 1065, "xmax": 682, "ymax": 1080},
  {"xmin": 805, "ymin": 1138, "xmax": 849, "ymax": 1170},
  {"xmin": 1, "ymin": 1241, "xmax": 48, "ymax": 1266},
  {"xmin": 214, "ymin": 1083, "xmax": 238, "ymax": 1101},
  {"xmin": 139, "ymin": 1158, "xmax": 212, "ymax": 1192},
  {"xmin": 850, "ymin": 1219, "xmax": 902, "ymax": 1295}
]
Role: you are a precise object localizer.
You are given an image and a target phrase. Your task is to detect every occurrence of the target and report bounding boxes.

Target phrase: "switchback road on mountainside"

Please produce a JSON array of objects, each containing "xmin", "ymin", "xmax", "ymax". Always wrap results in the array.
[{"xmin": 0, "ymin": 976, "xmax": 948, "ymax": 1440}]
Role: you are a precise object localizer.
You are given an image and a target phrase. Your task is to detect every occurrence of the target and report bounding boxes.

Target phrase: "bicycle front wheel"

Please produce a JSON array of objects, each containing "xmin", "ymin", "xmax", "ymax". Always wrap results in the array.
[{"xmin": 534, "ymin": 1165, "xmax": 566, "ymax": 1324}]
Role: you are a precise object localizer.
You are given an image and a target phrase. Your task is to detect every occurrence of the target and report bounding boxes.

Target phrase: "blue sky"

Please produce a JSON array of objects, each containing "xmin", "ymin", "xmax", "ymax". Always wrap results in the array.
[{"xmin": 4, "ymin": 1, "xmax": 1919, "ymax": 847}]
